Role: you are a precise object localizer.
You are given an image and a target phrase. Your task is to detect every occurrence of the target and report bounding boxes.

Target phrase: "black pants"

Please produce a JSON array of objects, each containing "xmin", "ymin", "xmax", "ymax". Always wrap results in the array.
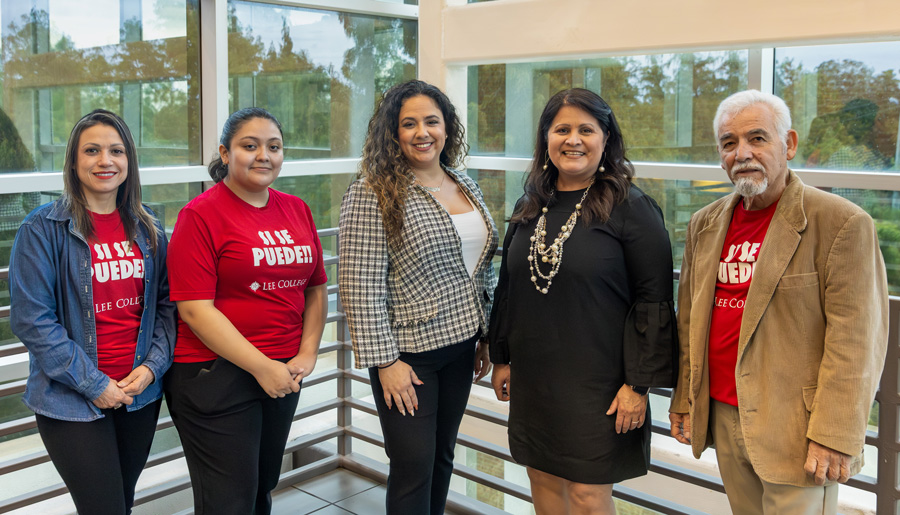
[
  {"xmin": 369, "ymin": 333, "xmax": 478, "ymax": 515},
  {"xmin": 36, "ymin": 399, "xmax": 162, "ymax": 515},
  {"xmin": 164, "ymin": 358, "xmax": 301, "ymax": 515}
]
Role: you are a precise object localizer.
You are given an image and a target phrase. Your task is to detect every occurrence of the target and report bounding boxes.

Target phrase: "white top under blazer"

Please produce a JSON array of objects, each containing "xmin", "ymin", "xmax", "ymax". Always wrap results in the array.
[{"xmin": 450, "ymin": 206, "xmax": 488, "ymax": 277}]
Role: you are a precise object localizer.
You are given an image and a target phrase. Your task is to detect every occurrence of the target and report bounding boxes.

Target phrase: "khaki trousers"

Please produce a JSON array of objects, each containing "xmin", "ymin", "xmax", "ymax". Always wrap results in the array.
[{"xmin": 711, "ymin": 401, "xmax": 838, "ymax": 515}]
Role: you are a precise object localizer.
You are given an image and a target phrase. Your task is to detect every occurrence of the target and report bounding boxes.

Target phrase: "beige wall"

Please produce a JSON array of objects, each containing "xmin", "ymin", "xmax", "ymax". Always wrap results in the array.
[{"xmin": 429, "ymin": 0, "xmax": 900, "ymax": 69}]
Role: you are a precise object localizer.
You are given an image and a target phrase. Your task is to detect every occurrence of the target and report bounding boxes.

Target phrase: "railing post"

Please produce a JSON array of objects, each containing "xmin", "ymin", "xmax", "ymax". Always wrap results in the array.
[
  {"xmin": 335, "ymin": 235, "xmax": 353, "ymax": 458},
  {"xmin": 877, "ymin": 298, "xmax": 900, "ymax": 515}
]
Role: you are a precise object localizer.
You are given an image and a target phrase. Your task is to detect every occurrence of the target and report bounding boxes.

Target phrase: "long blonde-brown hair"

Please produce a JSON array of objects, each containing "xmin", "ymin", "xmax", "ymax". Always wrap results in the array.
[{"xmin": 358, "ymin": 80, "xmax": 468, "ymax": 247}]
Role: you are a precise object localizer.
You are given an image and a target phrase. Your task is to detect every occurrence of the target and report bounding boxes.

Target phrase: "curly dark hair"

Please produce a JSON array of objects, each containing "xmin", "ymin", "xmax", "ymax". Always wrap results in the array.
[
  {"xmin": 359, "ymin": 80, "xmax": 468, "ymax": 247},
  {"xmin": 511, "ymin": 88, "xmax": 633, "ymax": 226}
]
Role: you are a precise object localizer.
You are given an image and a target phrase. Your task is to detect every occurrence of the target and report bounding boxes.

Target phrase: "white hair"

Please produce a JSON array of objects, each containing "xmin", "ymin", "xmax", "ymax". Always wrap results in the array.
[{"xmin": 713, "ymin": 90, "xmax": 792, "ymax": 148}]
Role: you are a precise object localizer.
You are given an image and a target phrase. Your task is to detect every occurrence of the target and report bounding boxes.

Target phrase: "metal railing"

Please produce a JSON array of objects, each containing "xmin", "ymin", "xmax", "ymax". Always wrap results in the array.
[{"xmin": 0, "ymin": 228, "xmax": 897, "ymax": 514}]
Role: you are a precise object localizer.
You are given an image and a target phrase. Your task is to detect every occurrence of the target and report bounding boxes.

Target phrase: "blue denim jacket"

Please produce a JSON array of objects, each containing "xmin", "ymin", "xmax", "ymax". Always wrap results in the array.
[{"xmin": 9, "ymin": 200, "xmax": 176, "ymax": 422}]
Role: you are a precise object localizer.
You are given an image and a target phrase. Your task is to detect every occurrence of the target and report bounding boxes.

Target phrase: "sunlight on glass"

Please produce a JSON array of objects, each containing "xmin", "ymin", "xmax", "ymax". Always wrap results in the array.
[
  {"xmin": 143, "ymin": 0, "xmax": 188, "ymax": 40},
  {"xmin": 49, "ymin": 0, "xmax": 120, "ymax": 49},
  {"xmin": 228, "ymin": 1, "xmax": 417, "ymax": 159}
]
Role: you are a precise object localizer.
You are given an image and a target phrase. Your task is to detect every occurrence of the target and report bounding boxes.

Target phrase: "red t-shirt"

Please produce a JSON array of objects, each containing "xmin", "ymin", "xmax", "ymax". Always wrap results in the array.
[
  {"xmin": 708, "ymin": 200, "xmax": 779, "ymax": 406},
  {"xmin": 167, "ymin": 182, "xmax": 328, "ymax": 363},
  {"xmin": 90, "ymin": 211, "xmax": 144, "ymax": 381}
]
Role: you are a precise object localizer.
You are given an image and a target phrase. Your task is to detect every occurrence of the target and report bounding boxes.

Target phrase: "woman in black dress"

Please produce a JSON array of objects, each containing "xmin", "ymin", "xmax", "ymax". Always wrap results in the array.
[{"xmin": 489, "ymin": 88, "xmax": 677, "ymax": 514}]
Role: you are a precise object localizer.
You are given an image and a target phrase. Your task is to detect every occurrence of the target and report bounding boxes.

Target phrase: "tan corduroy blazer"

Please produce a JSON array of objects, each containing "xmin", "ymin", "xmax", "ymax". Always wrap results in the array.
[{"xmin": 670, "ymin": 171, "xmax": 888, "ymax": 486}]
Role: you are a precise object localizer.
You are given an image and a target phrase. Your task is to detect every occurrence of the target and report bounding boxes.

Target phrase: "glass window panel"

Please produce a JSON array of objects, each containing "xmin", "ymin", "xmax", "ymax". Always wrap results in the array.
[
  {"xmin": 467, "ymin": 51, "xmax": 749, "ymax": 163},
  {"xmin": 228, "ymin": 1, "xmax": 417, "ymax": 159},
  {"xmin": 467, "ymin": 170, "xmax": 733, "ymax": 270},
  {"xmin": 141, "ymin": 182, "xmax": 203, "ymax": 232},
  {"xmin": 140, "ymin": 80, "xmax": 192, "ymax": 165},
  {"xmin": 270, "ymin": 172, "xmax": 346, "ymax": 286},
  {"xmin": 0, "ymin": 392, "xmax": 31, "ymax": 429},
  {"xmin": 142, "ymin": 0, "xmax": 188, "ymax": 40},
  {"xmin": 0, "ymin": 0, "xmax": 202, "ymax": 173},
  {"xmin": 0, "ymin": 460, "xmax": 61, "ymax": 505},
  {"xmin": 869, "ymin": 400, "xmax": 879, "ymax": 434},
  {"xmin": 775, "ymin": 41, "xmax": 900, "ymax": 172},
  {"xmin": 49, "ymin": 0, "xmax": 120, "ymax": 49},
  {"xmin": 474, "ymin": 169, "xmax": 900, "ymax": 293},
  {"xmin": 825, "ymin": 186, "xmax": 900, "ymax": 295},
  {"xmin": 272, "ymin": 173, "xmax": 355, "ymax": 231},
  {"xmin": 297, "ymin": 380, "xmax": 335, "ymax": 410}
]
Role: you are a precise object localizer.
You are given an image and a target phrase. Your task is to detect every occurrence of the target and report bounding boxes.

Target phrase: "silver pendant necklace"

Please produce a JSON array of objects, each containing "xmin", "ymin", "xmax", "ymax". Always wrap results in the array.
[{"xmin": 419, "ymin": 173, "xmax": 445, "ymax": 192}]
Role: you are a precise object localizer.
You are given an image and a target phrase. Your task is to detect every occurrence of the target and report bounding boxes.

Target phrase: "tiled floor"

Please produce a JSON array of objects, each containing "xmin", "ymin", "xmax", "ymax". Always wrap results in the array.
[{"xmin": 271, "ymin": 469, "xmax": 387, "ymax": 515}]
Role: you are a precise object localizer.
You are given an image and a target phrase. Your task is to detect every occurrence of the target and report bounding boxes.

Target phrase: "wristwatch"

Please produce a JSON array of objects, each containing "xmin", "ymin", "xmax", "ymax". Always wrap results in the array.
[{"xmin": 630, "ymin": 385, "xmax": 649, "ymax": 395}]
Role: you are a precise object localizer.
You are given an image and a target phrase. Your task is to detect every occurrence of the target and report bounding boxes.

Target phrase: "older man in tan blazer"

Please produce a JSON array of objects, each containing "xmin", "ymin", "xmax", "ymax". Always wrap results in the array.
[{"xmin": 669, "ymin": 90, "xmax": 888, "ymax": 514}]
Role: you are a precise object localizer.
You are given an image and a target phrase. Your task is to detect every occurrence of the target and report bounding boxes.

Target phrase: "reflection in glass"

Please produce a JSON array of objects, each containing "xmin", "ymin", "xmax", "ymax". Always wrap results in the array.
[
  {"xmin": 228, "ymin": 1, "xmax": 417, "ymax": 160},
  {"xmin": 0, "ymin": 0, "xmax": 202, "ymax": 172},
  {"xmin": 468, "ymin": 52, "xmax": 748, "ymax": 163},
  {"xmin": 272, "ymin": 173, "xmax": 354, "ymax": 231},
  {"xmin": 142, "ymin": 0, "xmax": 188, "ymax": 40},
  {"xmin": 825, "ymin": 187, "xmax": 900, "ymax": 295},
  {"xmin": 775, "ymin": 41, "xmax": 900, "ymax": 172},
  {"xmin": 228, "ymin": 1, "xmax": 417, "ymax": 159},
  {"xmin": 141, "ymin": 182, "xmax": 203, "ymax": 232},
  {"xmin": 48, "ymin": 0, "xmax": 120, "ymax": 49},
  {"xmin": 475, "ymin": 167, "xmax": 900, "ymax": 294}
]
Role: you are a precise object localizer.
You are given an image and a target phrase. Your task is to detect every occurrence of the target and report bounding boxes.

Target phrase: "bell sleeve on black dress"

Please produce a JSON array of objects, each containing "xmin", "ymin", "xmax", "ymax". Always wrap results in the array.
[
  {"xmin": 488, "ymin": 221, "xmax": 518, "ymax": 365},
  {"xmin": 621, "ymin": 191, "xmax": 678, "ymax": 388}
]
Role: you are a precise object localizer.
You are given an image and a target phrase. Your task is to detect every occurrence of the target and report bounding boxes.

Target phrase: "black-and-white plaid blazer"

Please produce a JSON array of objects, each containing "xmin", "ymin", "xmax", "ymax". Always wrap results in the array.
[{"xmin": 338, "ymin": 169, "xmax": 499, "ymax": 368}]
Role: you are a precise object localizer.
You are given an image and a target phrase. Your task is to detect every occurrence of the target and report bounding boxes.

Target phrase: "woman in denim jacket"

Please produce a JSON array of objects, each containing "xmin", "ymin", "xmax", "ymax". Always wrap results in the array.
[{"xmin": 9, "ymin": 110, "xmax": 175, "ymax": 515}]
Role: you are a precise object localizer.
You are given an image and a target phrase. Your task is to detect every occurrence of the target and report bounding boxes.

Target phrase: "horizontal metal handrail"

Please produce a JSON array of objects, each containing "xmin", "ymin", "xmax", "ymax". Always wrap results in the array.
[{"xmin": 1, "ymin": 228, "xmax": 897, "ymax": 514}]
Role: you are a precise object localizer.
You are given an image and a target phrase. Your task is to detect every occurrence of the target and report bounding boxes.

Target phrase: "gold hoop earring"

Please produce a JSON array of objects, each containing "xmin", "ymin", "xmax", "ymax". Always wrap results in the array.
[{"xmin": 542, "ymin": 150, "xmax": 550, "ymax": 171}]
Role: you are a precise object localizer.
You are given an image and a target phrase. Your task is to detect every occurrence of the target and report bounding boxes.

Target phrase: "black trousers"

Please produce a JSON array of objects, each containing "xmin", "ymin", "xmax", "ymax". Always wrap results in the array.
[
  {"xmin": 164, "ymin": 358, "xmax": 301, "ymax": 515},
  {"xmin": 36, "ymin": 399, "xmax": 162, "ymax": 515},
  {"xmin": 369, "ymin": 333, "xmax": 478, "ymax": 515}
]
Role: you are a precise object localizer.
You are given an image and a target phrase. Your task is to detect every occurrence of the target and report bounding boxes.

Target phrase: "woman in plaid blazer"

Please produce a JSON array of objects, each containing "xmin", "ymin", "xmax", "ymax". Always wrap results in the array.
[{"xmin": 338, "ymin": 80, "xmax": 498, "ymax": 514}]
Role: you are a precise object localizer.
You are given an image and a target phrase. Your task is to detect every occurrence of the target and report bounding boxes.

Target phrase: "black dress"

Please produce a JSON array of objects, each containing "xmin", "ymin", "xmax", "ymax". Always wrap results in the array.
[{"xmin": 489, "ymin": 185, "xmax": 677, "ymax": 484}]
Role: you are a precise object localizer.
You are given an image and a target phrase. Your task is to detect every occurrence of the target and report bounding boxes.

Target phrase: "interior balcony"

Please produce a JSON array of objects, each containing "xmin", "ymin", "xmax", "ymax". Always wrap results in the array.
[{"xmin": 1, "ymin": 229, "xmax": 897, "ymax": 514}]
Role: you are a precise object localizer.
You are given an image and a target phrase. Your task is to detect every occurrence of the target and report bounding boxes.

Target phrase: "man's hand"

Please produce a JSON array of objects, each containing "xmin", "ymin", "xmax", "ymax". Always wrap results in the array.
[
  {"xmin": 669, "ymin": 412, "xmax": 692, "ymax": 445},
  {"xmin": 804, "ymin": 440, "xmax": 852, "ymax": 485}
]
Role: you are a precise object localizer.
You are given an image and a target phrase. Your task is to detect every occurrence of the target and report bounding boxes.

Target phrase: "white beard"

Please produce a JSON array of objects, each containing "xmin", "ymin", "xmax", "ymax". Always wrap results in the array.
[
  {"xmin": 734, "ymin": 175, "xmax": 768, "ymax": 198},
  {"xmin": 729, "ymin": 160, "xmax": 769, "ymax": 198}
]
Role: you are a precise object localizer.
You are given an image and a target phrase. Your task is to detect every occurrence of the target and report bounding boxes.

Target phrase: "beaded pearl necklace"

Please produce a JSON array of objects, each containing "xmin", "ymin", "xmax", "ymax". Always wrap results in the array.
[{"xmin": 527, "ymin": 177, "xmax": 594, "ymax": 294}]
